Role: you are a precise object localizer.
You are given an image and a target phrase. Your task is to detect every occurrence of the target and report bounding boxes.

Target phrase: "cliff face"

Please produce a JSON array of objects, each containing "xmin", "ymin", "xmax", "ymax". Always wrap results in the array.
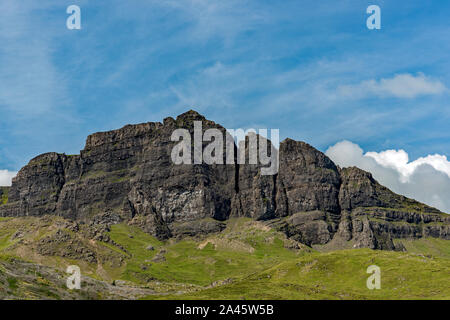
[
  {"xmin": 334, "ymin": 167, "xmax": 449, "ymax": 249},
  {"xmin": 1, "ymin": 110, "xmax": 448, "ymax": 249}
]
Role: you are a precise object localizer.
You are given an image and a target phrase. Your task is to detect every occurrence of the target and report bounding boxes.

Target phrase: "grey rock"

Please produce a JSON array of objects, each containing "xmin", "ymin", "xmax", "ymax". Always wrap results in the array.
[{"xmin": 1, "ymin": 110, "xmax": 448, "ymax": 251}]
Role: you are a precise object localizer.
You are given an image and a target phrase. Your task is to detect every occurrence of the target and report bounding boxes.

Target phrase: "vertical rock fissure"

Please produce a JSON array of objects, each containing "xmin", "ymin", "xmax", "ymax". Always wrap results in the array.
[
  {"xmin": 234, "ymin": 163, "xmax": 240, "ymax": 194},
  {"xmin": 53, "ymin": 154, "xmax": 67, "ymax": 207},
  {"xmin": 272, "ymin": 173, "xmax": 278, "ymax": 214}
]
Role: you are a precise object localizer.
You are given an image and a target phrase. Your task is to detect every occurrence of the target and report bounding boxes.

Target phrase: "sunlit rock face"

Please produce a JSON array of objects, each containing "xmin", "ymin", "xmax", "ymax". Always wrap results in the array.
[{"xmin": 1, "ymin": 110, "xmax": 448, "ymax": 248}]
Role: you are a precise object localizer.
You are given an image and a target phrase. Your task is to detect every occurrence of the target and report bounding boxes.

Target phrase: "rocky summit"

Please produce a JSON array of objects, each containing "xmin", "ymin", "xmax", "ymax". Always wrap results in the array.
[{"xmin": 0, "ymin": 110, "xmax": 449, "ymax": 250}]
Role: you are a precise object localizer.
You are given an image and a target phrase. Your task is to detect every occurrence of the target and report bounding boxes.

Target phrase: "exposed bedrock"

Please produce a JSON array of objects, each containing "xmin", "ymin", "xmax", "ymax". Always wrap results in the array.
[{"xmin": 1, "ymin": 110, "xmax": 448, "ymax": 248}]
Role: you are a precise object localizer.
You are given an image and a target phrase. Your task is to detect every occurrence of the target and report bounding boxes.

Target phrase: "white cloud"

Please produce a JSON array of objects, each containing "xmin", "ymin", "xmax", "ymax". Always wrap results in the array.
[
  {"xmin": 337, "ymin": 73, "xmax": 446, "ymax": 99},
  {"xmin": 365, "ymin": 150, "xmax": 450, "ymax": 183},
  {"xmin": 326, "ymin": 141, "xmax": 450, "ymax": 214},
  {"xmin": 0, "ymin": 170, "xmax": 16, "ymax": 186}
]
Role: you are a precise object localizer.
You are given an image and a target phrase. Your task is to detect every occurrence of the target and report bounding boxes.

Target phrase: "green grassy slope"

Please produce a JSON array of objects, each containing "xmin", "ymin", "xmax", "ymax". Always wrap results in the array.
[
  {"xmin": 395, "ymin": 238, "xmax": 450, "ymax": 259},
  {"xmin": 107, "ymin": 218, "xmax": 305, "ymax": 286},
  {"xmin": 148, "ymin": 248, "xmax": 449, "ymax": 300},
  {"xmin": 0, "ymin": 216, "xmax": 449, "ymax": 300}
]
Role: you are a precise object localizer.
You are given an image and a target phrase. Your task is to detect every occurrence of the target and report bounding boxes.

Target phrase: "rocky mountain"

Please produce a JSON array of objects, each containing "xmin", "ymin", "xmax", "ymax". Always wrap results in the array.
[{"xmin": 1, "ymin": 110, "xmax": 449, "ymax": 250}]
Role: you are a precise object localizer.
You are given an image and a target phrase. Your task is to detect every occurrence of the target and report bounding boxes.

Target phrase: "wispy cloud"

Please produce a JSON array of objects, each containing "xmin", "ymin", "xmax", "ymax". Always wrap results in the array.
[
  {"xmin": 0, "ymin": 0, "xmax": 449, "ymax": 175},
  {"xmin": 163, "ymin": 0, "xmax": 268, "ymax": 43},
  {"xmin": 337, "ymin": 73, "xmax": 447, "ymax": 99},
  {"xmin": 0, "ymin": 1, "xmax": 70, "ymax": 116},
  {"xmin": 0, "ymin": 1, "xmax": 82, "ymax": 170}
]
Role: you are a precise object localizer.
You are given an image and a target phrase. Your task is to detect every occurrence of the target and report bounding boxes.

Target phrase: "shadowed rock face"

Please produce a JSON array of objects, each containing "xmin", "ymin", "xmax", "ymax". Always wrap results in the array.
[
  {"xmin": 333, "ymin": 167, "xmax": 449, "ymax": 250},
  {"xmin": 1, "ymin": 110, "xmax": 449, "ymax": 248},
  {"xmin": 231, "ymin": 134, "xmax": 278, "ymax": 221},
  {"xmin": 4, "ymin": 152, "xmax": 66, "ymax": 217},
  {"xmin": 277, "ymin": 139, "xmax": 341, "ymax": 215},
  {"xmin": 339, "ymin": 167, "xmax": 442, "ymax": 213}
]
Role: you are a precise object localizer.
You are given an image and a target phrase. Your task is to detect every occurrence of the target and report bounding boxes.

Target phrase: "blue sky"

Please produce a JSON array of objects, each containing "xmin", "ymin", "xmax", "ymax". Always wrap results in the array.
[{"xmin": 0, "ymin": 1, "xmax": 449, "ymax": 191}]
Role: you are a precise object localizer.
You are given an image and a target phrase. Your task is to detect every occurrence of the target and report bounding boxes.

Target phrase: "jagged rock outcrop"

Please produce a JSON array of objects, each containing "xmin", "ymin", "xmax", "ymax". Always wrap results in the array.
[
  {"xmin": 1, "ymin": 110, "xmax": 449, "ymax": 249},
  {"xmin": 1, "ymin": 111, "xmax": 237, "ymax": 239},
  {"xmin": 231, "ymin": 134, "xmax": 278, "ymax": 220},
  {"xmin": 338, "ymin": 166, "xmax": 442, "ymax": 213},
  {"xmin": 333, "ymin": 167, "xmax": 450, "ymax": 249}
]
